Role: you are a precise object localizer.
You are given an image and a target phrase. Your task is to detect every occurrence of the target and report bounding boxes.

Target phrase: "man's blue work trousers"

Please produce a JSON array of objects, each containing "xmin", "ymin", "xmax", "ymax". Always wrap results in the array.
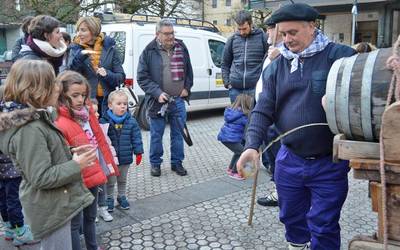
[{"xmin": 275, "ymin": 145, "xmax": 349, "ymax": 250}]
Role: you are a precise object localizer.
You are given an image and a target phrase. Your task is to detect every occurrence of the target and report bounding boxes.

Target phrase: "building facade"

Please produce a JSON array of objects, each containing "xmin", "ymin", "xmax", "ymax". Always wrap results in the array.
[
  {"xmin": 249, "ymin": 0, "xmax": 400, "ymax": 48},
  {"xmin": 203, "ymin": 0, "xmax": 247, "ymax": 36}
]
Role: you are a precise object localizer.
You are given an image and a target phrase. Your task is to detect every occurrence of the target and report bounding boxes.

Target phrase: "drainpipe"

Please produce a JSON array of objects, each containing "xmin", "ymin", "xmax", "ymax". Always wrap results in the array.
[{"xmin": 351, "ymin": 0, "xmax": 358, "ymax": 45}]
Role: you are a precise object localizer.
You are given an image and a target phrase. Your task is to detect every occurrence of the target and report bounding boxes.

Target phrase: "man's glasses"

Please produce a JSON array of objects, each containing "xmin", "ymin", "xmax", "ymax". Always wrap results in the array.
[{"xmin": 160, "ymin": 31, "xmax": 175, "ymax": 37}]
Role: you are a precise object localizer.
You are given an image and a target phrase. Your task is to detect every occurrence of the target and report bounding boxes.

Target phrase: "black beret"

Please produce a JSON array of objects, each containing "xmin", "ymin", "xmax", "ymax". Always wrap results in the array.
[
  {"xmin": 264, "ymin": 17, "xmax": 276, "ymax": 27},
  {"xmin": 271, "ymin": 3, "xmax": 319, "ymax": 23}
]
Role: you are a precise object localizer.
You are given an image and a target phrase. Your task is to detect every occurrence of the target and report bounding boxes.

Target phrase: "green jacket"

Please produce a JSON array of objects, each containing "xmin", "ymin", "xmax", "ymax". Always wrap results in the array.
[{"xmin": 0, "ymin": 105, "xmax": 93, "ymax": 240}]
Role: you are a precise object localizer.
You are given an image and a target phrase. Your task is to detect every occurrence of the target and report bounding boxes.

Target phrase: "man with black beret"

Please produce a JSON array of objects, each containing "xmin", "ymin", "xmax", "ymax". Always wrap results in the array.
[{"xmin": 237, "ymin": 3, "xmax": 356, "ymax": 250}]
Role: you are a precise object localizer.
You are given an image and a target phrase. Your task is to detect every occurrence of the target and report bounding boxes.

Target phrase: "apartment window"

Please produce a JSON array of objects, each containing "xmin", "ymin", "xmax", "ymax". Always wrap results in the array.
[
  {"xmin": 225, "ymin": 19, "xmax": 231, "ymax": 26},
  {"xmin": 226, "ymin": 0, "xmax": 231, "ymax": 6},
  {"xmin": 213, "ymin": 20, "xmax": 218, "ymax": 25},
  {"xmin": 212, "ymin": 0, "xmax": 217, "ymax": 8}
]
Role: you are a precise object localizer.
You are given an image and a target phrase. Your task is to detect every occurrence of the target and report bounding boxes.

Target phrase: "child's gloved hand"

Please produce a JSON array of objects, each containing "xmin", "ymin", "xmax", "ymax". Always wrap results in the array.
[{"xmin": 135, "ymin": 154, "xmax": 142, "ymax": 166}]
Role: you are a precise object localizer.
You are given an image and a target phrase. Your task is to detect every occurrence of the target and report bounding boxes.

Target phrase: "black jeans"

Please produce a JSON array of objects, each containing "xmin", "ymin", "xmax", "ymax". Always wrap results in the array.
[
  {"xmin": 0, "ymin": 177, "xmax": 24, "ymax": 227},
  {"xmin": 71, "ymin": 186, "xmax": 98, "ymax": 250},
  {"xmin": 222, "ymin": 142, "xmax": 244, "ymax": 173}
]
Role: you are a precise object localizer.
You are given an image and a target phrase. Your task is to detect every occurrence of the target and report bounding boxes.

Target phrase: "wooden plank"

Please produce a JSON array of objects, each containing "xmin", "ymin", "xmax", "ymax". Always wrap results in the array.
[
  {"xmin": 370, "ymin": 181, "xmax": 379, "ymax": 212},
  {"xmin": 350, "ymin": 159, "xmax": 400, "ymax": 173},
  {"xmin": 332, "ymin": 134, "xmax": 346, "ymax": 163},
  {"xmin": 353, "ymin": 169, "xmax": 400, "ymax": 184},
  {"xmin": 381, "ymin": 102, "xmax": 400, "ymax": 164},
  {"xmin": 370, "ymin": 182, "xmax": 400, "ymax": 242},
  {"xmin": 349, "ymin": 237, "xmax": 400, "ymax": 250},
  {"xmin": 332, "ymin": 137, "xmax": 380, "ymax": 161}
]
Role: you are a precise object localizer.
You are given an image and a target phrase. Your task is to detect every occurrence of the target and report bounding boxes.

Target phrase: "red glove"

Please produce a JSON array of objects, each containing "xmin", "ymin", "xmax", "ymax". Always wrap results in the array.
[{"xmin": 135, "ymin": 154, "xmax": 142, "ymax": 166}]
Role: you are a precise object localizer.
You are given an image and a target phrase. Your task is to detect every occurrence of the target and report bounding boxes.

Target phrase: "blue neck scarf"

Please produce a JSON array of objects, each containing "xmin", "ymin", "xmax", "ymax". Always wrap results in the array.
[{"xmin": 107, "ymin": 109, "xmax": 129, "ymax": 124}]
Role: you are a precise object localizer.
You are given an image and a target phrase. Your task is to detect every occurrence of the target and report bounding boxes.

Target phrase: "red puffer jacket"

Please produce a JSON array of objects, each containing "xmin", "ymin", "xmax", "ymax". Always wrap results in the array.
[{"xmin": 55, "ymin": 106, "xmax": 119, "ymax": 188}]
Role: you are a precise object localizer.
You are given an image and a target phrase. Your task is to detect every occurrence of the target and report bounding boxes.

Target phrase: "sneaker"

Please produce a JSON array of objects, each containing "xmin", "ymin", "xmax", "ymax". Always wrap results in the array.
[
  {"xmin": 226, "ymin": 167, "xmax": 232, "ymax": 175},
  {"xmin": 12, "ymin": 225, "xmax": 37, "ymax": 246},
  {"xmin": 99, "ymin": 206, "xmax": 114, "ymax": 221},
  {"xmin": 107, "ymin": 197, "xmax": 114, "ymax": 212},
  {"xmin": 257, "ymin": 190, "xmax": 279, "ymax": 207},
  {"xmin": 151, "ymin": 166, "xmax": 161, "ymax": 177},
  {"xmin": 95, "ymin": 217, "xmax": 99, "ymax": 223},
  {"xmin": 289, "ymin": 242, "xmax": 310, "ymax": 250},
  {"xmin": 3, "ymin": 221, "xmax": 14, "ymax": 241},
  {"xmin": 228, "ymin": 172, "xmax": 244, "ymax": 181},
  {"xmin": 171, "ymin": 164, "xmax": 187, "ymax": 176},
  {"xmin": 117, "ymin": 195, "xmax": 130, "ymax": 210}
]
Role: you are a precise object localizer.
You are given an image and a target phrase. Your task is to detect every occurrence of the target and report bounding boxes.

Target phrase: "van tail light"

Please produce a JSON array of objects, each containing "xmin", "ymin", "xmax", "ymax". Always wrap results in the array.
[{"xmin": 125, "ymin": 78, "xmax": 134, "ymax": 87}]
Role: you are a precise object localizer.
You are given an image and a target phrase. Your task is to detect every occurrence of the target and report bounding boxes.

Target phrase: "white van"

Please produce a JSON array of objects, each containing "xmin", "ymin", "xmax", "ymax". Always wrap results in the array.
[{"xmin": 100, "ymin": 15, "xmax": 229, "ymax": 129}]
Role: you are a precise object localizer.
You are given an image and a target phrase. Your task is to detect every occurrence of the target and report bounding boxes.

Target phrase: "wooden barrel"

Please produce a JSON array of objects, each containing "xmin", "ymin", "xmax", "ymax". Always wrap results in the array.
[{"xmin": 326, "ymin": 48, "xmax": 393, "ymax": 142}]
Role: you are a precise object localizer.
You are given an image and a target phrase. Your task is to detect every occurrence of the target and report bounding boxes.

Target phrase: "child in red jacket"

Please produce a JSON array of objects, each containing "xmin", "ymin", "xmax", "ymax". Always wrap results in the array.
[{"xmin": 55, "ymin": 70, "xmax": 118, "ymax": 250}]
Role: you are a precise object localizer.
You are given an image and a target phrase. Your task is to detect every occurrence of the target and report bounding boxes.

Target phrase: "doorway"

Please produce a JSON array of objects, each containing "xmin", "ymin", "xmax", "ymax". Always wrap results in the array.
[{"xmin": 355, "ymin": 21, "xmax": 378, "ymax": 45}]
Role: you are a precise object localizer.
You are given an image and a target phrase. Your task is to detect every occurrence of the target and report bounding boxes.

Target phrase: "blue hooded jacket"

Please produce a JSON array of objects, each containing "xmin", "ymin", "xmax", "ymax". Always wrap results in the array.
[
  {"xmin": 217, "ymin": 108, "xmax": 248, "ymax": 143},
  {"xmin": 99, "ymin": 111, "xmax": 143, "ymax": 165}
]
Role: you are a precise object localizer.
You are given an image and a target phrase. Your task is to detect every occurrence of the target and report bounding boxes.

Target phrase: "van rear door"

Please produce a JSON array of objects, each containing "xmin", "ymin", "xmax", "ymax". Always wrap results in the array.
[
  {"xmin": 206, "ymin": 38, "xmax": 228, "ymax": 106},
  {"xmin": 178, "ymin": 33, "xmax": 210, "ymax": 109}
]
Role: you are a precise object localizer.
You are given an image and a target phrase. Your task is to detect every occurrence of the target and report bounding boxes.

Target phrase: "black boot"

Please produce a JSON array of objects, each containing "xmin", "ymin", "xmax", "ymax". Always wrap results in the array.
[{"xmin": 171, "ymin": 164, "xmax": 187, "ymax": 176}]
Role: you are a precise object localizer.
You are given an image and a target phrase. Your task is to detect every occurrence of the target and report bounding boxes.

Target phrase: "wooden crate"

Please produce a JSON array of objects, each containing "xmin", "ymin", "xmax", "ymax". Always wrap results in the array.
[{"xmin": 334, "ymin": 102, "xmax": 400, "ymax": 249}]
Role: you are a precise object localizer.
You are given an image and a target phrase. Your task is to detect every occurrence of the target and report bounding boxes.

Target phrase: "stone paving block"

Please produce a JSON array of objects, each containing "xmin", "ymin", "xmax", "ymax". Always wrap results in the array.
[
  {"xmin": 130, "ymin": 192, "xmax": 194, "ymax": 221},
  {"xmin": 172, "ymin": 177, "xmax": 243, "ymax": 202}
]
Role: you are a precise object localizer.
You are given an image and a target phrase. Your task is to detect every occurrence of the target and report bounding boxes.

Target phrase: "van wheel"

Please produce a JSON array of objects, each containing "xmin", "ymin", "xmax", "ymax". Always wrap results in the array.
[{"xmin": 137, "ymin": 101, "xmax": 150, "ymax": 131}]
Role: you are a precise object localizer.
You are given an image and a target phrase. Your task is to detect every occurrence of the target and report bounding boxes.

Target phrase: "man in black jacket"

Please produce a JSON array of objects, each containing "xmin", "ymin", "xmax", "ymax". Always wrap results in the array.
[
  {"xmin": 137, "ymin": 19, "xmax": 193, "ymax": 177},
  {"xmin": 221, "ymin": 10, "xmax": 268, "ymax": 103}
]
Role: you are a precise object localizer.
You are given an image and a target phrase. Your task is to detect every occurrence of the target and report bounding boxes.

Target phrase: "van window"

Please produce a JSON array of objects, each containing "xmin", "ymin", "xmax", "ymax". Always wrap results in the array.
[
  {"xmin": 108, "ymin": 31, "xmax": 126, "ymax": 64},
  {"xmin": 208, "ymin": 40, "xmax": 225, "ymax": 68}
]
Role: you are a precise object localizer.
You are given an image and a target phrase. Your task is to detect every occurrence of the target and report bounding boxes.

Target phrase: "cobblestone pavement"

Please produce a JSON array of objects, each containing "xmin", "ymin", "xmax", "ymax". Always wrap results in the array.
[{"xmin": 0, "ymin": 110, "xmax": 377, "ymax": 250}]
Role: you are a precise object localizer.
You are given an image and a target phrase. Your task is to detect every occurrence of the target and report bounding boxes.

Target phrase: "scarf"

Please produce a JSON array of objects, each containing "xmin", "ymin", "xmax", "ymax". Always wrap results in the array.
[
  {"xmin": 0, "ymin": 101, "xmax": 29, "ymax": 112},
  {"xmin": 107, "ymin": 109, "xmax": 129, "ymax": 128},
  {"xmin": 74, "ymin": 34, "xmax": 105, "ymax": 96},
  {"xmin": 170, "ymin": 41, "xmax": 185, "ymax": 81},
  {"xmin": 279, "ymin": 29, "xmax": 330, "ymax": 73},
  {"xmin": 26, "ymin": 36, "xmax": 67, "ymax": 73},
  {"xmin": 59, "ymin": 105, "xmax": 90, "ymax": 125}
]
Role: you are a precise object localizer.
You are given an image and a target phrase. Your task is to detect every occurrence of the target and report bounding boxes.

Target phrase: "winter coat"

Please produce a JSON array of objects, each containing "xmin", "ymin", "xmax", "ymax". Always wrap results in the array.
[
  {"xmin": 11, "ymin": 36, "xmax": 26, "ymax": 62},
  {"xmin": 0, "ymin": 106, "xmax": 93, "ymax": 240},
  {"xmin": 99, "ymin": 123, "xmax": 119, "ymax": 165},
  {"xmin": 221, "ymin": 28, "xmax": 268, "ymax": 90},
  {"xmin": 100, "ymin": 111, "xmax": 144, "ymax": 165},
  {"xmin": 0, "ymin": 152, "xmax": 20, "ymax": 179},
  {"xmin": 137, "ymin": 38, "xmax": 193, "ymax": 117},
  {"xmin": 17, "ymin": 40, "xmax": 65, "ymax": 75},
  {"xmin": 217, "ymin": 107, "xmax": 248, "ymax": 143},
  {"xmin": 55, "ymin": 106, "xmax": 119, "ymax": 188},
  {"xmin": 68, "ymin": 35, "xmax": 125, "ymax": 111}
]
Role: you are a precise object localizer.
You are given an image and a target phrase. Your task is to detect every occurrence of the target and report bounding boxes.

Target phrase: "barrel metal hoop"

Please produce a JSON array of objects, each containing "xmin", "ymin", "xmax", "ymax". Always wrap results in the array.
[
  {"xmin": 361, "ymin": 49, "xmax": 379, "ymax": 141},
  {"xmin": 339, "ymin": 54, "xmax": 358, "ymax": 138},
  {"xmin": 325, "ymin": 57, "xmax": 344, "ymax": 135}
]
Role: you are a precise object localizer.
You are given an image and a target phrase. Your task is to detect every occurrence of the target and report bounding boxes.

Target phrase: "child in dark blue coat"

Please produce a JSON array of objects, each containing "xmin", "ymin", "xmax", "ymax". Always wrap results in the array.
[
  {"xmin": 217, "ymin": 94, "xmax": 253, "ymax": 180},
  {"xmin": 0, "ymin": 152, "xmax": 35, "ymax": 246},
  {"xmin": 100, "ymin": 90, "xmax": 143, "ymax": 211}
]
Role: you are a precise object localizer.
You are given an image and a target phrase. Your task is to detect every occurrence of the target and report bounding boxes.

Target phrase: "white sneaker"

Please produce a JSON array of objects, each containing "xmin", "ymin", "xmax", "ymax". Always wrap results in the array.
[
  {"xmin": 98, "ymin": 206, "xmax": 113, "ymax": 222},
  {"xmin": 288, "ymin": 242, "xmax": 310, "ymax": 250}
]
